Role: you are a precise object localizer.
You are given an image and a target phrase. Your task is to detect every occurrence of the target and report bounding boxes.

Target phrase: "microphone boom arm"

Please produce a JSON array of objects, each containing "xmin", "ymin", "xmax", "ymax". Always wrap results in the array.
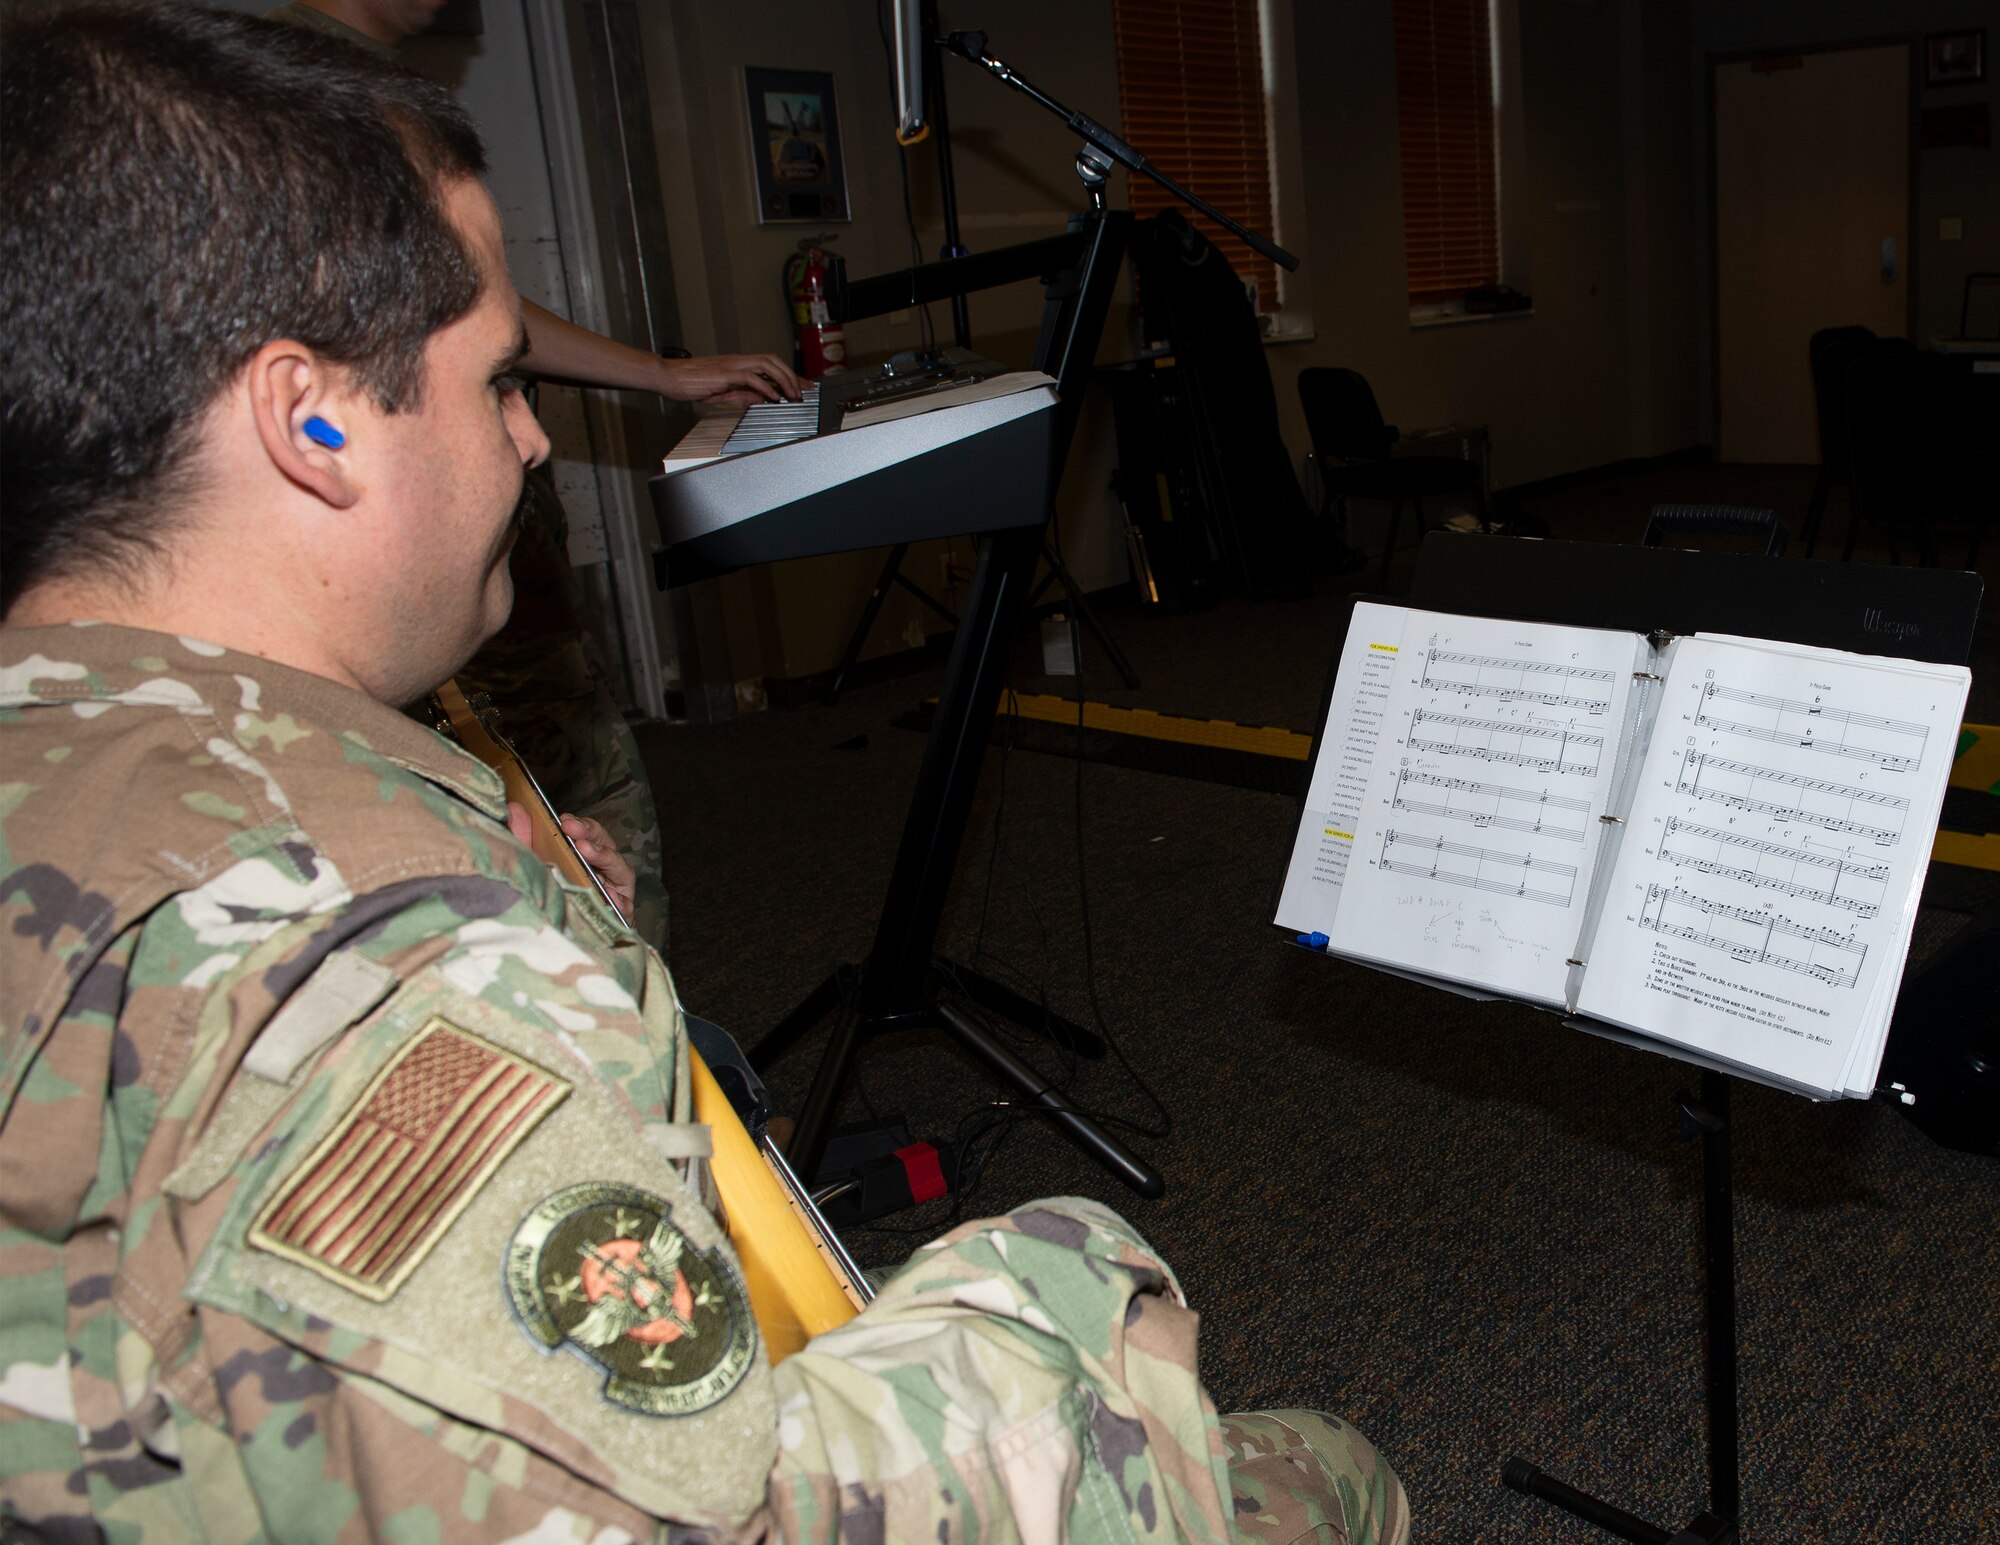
[{"xmin": 943, "ymin": 29, "xmax": 1298, "ymax": 273}]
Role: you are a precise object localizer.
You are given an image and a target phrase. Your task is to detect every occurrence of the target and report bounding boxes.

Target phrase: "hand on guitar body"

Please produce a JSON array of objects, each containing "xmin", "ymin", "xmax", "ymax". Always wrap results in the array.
[{"xmin": 506, "ymin": 803, "xmax": 636, "ymax": 921}]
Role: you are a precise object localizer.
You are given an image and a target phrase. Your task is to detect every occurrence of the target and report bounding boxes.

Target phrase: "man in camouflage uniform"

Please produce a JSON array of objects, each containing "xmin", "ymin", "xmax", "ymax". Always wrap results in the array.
[
  {"xmin": 0, "ymin": 8, "xmax": 1409, "ymax": 1541},
  {"xmin": 275, "ymin": 0, "xmax": 808, "ymax": 961}
]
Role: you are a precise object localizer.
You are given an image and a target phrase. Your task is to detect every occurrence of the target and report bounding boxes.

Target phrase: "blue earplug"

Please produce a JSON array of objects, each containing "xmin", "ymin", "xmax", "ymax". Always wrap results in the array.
[{"xmin": 302, "ymin": 415, "xmax": 346, "ymax": 450}]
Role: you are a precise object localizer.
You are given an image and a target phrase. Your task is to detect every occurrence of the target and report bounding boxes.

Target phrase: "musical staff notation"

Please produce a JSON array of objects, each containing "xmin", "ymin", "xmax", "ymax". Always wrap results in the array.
[
  {"xmin": 1407, "ymin": 708, "xmax": 1605, "ymax": 777},
  {"xmin": 1391, "ymin": 768, "xmax": 1591, "ymax": 842},
  {"xmin": 1640, "ymin": 883, "xmax": 1866, "ymax": 989},
  {"xmin": 1421, "ymin": 647, "xmax": 1616, "ymax": 713},
  {"xmin": 1658, "ymin": 817, "xmax": 1887, "ymax": 918},
  {"xmin": 1379, "ymin": 828, "xmax": 1578, "ymax": 907},
  {"xmin": 1674, "ymin": 749, "xmax": 1908, "ymax": 846},
  {"xmin": 1695, "ymin": 681, "xmax": 1925, "ymax": 772}
]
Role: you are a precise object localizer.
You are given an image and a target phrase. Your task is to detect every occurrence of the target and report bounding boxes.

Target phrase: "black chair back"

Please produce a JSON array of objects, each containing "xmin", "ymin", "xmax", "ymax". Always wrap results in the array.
[
  {"xmin": 1643, "ymin": 505, "xmax": 1787, "ymax": 556},
  {"xmin": 1810, "ymin": 330, "xmax": 1883, "ymax": 472},
  {"xmin": 1297, "ymin": 368, "xmax": 1396, "ymax": 464},
  {"xmin": 1839, "ymin": 340, "xmax": 1957, "ymax": 563},
  {"xmin": 1809, "ymin": 323, "xmax": 1874, "ymax": 364},
  {"xmin": 1843, "ymin": 341, "xmax": 1925, "ymax": 494}
]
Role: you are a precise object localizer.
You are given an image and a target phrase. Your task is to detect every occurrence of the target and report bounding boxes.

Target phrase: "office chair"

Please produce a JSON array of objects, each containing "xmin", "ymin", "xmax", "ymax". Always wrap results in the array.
[
  {"xmin": 1296, "ymin": 367, "xmax": 1490, "ymax": 587},
  {"xmin": 1800, "ymin": 325, "xmax": 1874, "ymax": 556},
  {"xmin": 1842, "ymin": 343, "xmax": 1966, "ymax": 566},
  {"xmin": 1642, "ymin": 504, "xmax": 1787, "ymax": 557}
]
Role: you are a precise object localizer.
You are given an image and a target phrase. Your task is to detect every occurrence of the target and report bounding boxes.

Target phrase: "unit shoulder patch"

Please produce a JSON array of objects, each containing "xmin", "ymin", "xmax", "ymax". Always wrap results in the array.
[
  {"xmin": 249, "ymin": 1018, "xmax": 570, "ymax": 1300},
  {"xmin": 506, "ymin": 1181, "xmax": 755, "ymax": 1417}
]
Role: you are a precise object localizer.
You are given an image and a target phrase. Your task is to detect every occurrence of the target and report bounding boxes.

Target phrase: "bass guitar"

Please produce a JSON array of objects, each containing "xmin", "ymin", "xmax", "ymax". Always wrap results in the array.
[{"xmin": 431, "ymin": 679, "xmax": 870, "ymax": 1360}]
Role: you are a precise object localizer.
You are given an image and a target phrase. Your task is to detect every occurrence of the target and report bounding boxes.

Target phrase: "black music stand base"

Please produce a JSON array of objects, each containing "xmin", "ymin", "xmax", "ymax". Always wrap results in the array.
[
  {"xmin": 1502, "ymin": 1070, "xmax": 1742, "ymax": 1545},
  {"xmin": 752, "ymin": 960, "xmax": 1163, "ymax": 1201}
]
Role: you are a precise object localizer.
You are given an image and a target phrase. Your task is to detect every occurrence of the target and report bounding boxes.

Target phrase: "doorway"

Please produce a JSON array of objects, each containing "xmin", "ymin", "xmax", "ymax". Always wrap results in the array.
[{"xmin": 1712, "ymin": 43, "xmax": 1911, "ymax": 464}]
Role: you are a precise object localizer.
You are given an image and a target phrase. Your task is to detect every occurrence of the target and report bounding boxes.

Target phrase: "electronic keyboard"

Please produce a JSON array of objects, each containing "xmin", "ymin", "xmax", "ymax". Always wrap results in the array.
[{"xmin": 649, "ymin": 350, "xmax": 1057, "ymax": 581}]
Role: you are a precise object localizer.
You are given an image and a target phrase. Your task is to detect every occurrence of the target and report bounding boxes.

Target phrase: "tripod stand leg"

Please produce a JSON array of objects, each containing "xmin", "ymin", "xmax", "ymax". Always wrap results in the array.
[
  {"xmin": 1038, "ymin": 538, "xmax": 1141, "ymax": 689},
  {"xmin": 827, "ymin": 544, "xmax": 912, "ymax": 705},
  {"xmin": 940, "ymin": 959, "xmax": 1106, "ymax": 1058},
  {"xmin": 936, "ymin": 1002, "xmax": 1162, "ymax": 1197},
  {"xmin": 894, "ymin": 571, "xmax": 962, "ymax": 626},
  {"xmin": 1501, "ymin": 1461, "xmax": 1675, "ymax": 1545},
  {"xmin": 787, "ymin": 996, "xmax": 874, "ymax": 1186},
  {"xmin": 746, "ymin": 972, "xmax": 845, "ymax": 1073}
]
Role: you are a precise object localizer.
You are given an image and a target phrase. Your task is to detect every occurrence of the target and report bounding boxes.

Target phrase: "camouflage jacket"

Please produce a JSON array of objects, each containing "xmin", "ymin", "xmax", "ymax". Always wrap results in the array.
[{"xmin": 0, "ymin": 625, "xmax": 1237, "ymax": 1542}]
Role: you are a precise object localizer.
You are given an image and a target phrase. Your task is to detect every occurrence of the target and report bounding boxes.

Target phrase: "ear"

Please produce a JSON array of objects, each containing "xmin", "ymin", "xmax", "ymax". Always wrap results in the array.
[{"xmin": 246, "ymin": 341, "xmax": 362, "ymax": 510}]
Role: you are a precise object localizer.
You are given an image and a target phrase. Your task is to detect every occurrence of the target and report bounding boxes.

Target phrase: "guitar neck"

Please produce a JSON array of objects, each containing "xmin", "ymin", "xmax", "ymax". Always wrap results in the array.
[{"xmin": 432, "ymin": 678, "xmax": 626, "ymax": 924}]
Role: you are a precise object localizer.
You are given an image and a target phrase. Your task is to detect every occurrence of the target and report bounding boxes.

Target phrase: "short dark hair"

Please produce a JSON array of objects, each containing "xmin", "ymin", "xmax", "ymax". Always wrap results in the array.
[{"xmin": 0, "ymin": 3, "xmax": 490, "ymax": 610}]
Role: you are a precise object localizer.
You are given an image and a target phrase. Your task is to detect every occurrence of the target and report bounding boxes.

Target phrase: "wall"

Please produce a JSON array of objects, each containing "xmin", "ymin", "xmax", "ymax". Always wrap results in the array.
[
  {"xmin": 1272, "ymin": 0, "xmax": 1693, "ymax": 494},
  {"xmin": 646, "ymin": 0, "xmax": 1719, "ymax": 682},
  {"xmin": 1689, "ymin": 0, "xmax": 2000, "ymax": 437},
  {"xmin": 640, "ymin": 0, "xmax": 1134, "ymax": 684}
]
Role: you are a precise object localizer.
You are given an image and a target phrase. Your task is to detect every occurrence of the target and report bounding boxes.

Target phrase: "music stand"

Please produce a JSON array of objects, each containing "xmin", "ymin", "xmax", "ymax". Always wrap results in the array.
[{"xmin": 1407, "ymin": 533, "xmax": 1981, "ymax": 1543}]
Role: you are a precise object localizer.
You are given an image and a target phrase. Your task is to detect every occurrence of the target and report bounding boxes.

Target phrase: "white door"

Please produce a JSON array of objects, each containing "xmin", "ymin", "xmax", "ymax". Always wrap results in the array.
[{"xmin": 1714, "ymin": 44, "xmax": 1909, "ymax": 464}]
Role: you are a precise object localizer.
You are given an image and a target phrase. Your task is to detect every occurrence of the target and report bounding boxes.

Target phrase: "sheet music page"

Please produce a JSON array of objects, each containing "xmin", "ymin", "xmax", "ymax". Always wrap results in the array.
[
  {"xmin": 1329, "ymin": 613, "xmax": 1648, "ymax": 1005},
  {"xmin": 1575, "ymin": 635, "xmax": 1970, "ymax": 1097},
  {"xmin": 1275, "ymin": 602, "xmax": 1410, "ymax": 935}
]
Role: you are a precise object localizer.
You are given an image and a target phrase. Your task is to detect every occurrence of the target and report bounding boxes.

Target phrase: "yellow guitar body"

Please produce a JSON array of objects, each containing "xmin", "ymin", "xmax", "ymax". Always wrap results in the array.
[
  {"xmin": 433, "ymin": 678, "xmax": 864, "ymax": 1361},
  {"xmin": 686, "ymin": 1052, "xmax": 863, "ymax": 1359}
]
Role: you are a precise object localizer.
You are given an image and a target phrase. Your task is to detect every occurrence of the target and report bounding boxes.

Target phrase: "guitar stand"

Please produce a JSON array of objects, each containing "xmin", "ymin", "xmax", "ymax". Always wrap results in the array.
[{"xmin": 1502, "ymin": 1069, "xmax": 1741, "ymax": 1545}]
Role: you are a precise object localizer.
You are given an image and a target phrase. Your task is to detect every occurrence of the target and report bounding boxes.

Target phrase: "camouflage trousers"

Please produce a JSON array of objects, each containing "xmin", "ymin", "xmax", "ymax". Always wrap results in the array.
[
  {"xmin": 1222, "ymin": 1409, "xmax": 1411, "ymax": 1545},
  {"xmin": 451, "ymin": 468, "xmax": 670, "ymax": 954}
]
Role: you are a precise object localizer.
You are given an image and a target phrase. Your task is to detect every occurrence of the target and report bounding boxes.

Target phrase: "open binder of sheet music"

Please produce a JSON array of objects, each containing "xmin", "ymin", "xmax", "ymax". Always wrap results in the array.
[{"xmin": 1275, "ymin": 601, "xmax": 1970, "ymax": 1100}]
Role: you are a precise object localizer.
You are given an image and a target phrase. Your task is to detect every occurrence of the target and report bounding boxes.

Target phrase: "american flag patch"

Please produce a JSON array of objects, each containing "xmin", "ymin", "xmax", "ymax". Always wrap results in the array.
[{"xmin": 250, "ymin": 1019, "xmax": 570, "ymax": 1300}]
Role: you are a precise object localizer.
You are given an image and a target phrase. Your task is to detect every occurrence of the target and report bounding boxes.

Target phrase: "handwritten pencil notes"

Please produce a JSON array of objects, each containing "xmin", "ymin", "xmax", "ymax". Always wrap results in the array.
[
  {"xmin": 1576, "ymin": 636, "xmax": 1968, "ymax": 1099},
  {"xmin": 1279, "ymin": 612, "xmax": 1969, "ymax": 1100},
  {"xmin": 1277, "ymin": 605, "xmax": 1648, "ymax": 1006}
]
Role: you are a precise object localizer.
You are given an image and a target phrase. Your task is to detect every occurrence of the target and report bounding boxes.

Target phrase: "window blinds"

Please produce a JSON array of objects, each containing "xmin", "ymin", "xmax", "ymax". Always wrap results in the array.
[
  {"xmin": 1394, "ymin": 0, "xmax": 1500, "ymax": 305},
  {"xmin": 1111, "ymin": 0, "xmax": 1278, "ymax": 313}
]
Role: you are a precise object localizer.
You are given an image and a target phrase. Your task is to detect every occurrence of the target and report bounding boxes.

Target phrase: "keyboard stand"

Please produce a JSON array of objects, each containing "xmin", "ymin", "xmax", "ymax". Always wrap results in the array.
[{"xmin": 750, "ymin": 205, "xmax": 1164, "ymax": 1200}]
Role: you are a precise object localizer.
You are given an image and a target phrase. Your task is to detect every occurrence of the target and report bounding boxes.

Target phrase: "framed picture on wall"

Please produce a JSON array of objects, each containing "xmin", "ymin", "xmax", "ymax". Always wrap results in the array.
[
  {"xmin": 1924, "ymin": 30, "xmax": 1985, "ymax": 88},
  {"xmin": 745, "ymin": 67, "xmax": 850, "ymax": 224}
]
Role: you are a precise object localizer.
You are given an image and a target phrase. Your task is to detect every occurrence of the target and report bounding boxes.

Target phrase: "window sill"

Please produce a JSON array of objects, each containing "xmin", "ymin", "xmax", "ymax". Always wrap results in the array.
[
  {"xmin": 1259, "ymin": 314, "xmax": 1317, "ymax": 346},
  {"xmin": 1409, "ymin": 308, "xmax": 1536, "ymax": 330}
]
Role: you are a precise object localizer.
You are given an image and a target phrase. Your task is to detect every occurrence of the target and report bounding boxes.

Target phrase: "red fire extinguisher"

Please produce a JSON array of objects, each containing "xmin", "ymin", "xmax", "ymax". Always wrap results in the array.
[{"xmin": 784, "ymin": 236, "xmax": 845, "ymax": 378}]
